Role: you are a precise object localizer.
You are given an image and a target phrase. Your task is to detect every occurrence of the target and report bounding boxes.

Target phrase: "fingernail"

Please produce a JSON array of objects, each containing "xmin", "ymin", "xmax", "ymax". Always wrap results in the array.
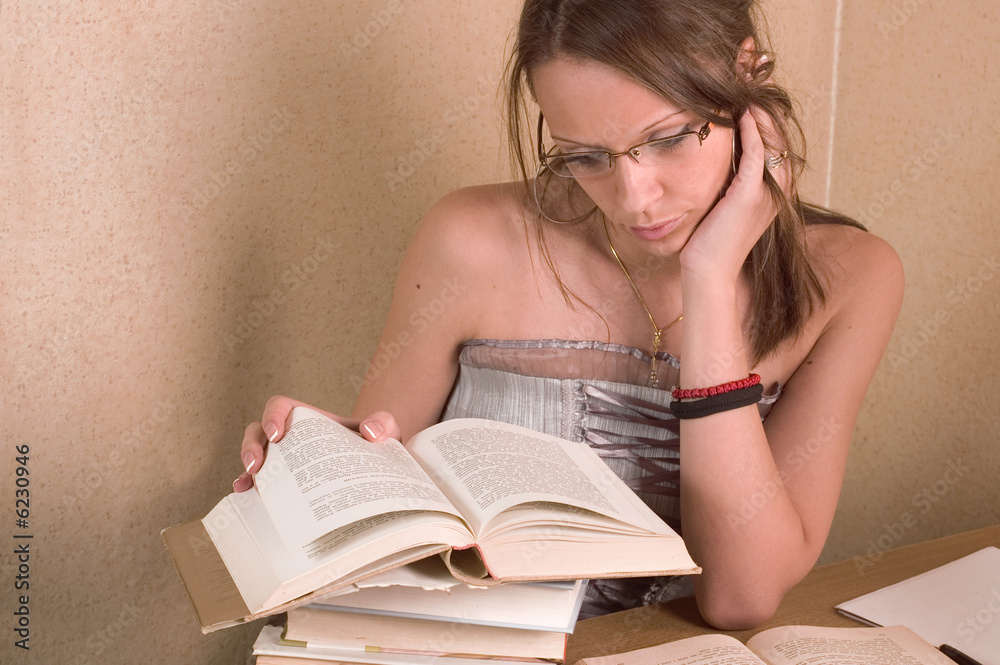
[
  {"xmin": 233, "ymin": 477, "xmax": 241, "ymax": 492},
  {"xmin": 243, "ymin": 453, "xmax": 256, "ymax": 473},
  {"xmin": 264, "ymin": 423, "xmax": 279, "ymax": 443},
  {"xmin": 362, "ymin": 421, "xmax": 383, "ymax": 440}
]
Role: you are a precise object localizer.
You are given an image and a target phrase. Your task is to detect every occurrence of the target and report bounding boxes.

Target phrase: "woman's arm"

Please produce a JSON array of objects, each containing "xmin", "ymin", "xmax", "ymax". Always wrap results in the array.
[
  {"xmin": 351, "ymin": 186, "xmax": 521, "ymax": 439},
  {"xmin": 235, "ymin": 187, "xmax": 512, "ymax": 491},
  {"xmin": 677, "ymin": 112, "xmax": 904, "ymax": 628}
]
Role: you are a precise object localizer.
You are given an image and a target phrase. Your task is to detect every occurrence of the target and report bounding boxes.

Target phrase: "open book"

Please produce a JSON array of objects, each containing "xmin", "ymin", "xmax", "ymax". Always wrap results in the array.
[
  {"xmin": 163, "ymin": 407, "xmax": 698, "ymax": 632},
  {"xmin": 574, "ymin": 625, "xmax": 956, "ymax": 665}
]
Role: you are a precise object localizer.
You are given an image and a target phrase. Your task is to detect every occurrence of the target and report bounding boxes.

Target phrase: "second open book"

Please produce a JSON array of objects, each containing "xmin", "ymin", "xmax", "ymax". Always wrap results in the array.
[
  {"xmin": 575, "ymin": 625, "xmax": 956, "ymax": 665},
  {"xmin": 163, "ymin": 407, "xmax": 699, "ymax": 632}
]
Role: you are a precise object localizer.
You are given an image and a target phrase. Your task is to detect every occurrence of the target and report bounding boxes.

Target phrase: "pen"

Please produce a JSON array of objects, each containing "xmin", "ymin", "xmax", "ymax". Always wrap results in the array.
[{"xmin": 939, "ymin": 644, "xmax": 984, "ymax": 665}]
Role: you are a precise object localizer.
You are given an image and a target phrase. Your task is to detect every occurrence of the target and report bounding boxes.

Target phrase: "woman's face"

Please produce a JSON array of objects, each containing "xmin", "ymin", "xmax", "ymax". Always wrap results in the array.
[{"xmin": 532, "ymin": 57, "xmax": 734, "ymax": 258}]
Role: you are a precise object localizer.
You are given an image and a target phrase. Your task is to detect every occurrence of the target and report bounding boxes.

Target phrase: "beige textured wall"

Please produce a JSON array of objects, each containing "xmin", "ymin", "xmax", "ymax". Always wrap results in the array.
[
  {"xmin": 767, "ymin": 0, "xmax": 841, "ymax": 203},
  {"xmin": 3, "ymin": 1, "xmax": 520, "ymax": 663},
  {"xmin": 2, "ymin": 1, "xmax": 996, "ymax": 663},
  {"xmin": 822, "ymin": 0, "xmax": 1000, "ymax": 562}
]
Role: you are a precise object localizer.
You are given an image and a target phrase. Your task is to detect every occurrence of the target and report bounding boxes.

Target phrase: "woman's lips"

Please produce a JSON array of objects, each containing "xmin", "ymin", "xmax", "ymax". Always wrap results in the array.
[{"xmin": 629, "ymin": 216, "xmax": 683, "ymax": 241}]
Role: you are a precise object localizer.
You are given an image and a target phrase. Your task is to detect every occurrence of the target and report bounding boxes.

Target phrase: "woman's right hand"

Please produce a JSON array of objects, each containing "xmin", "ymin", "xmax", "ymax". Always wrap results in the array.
[{"xmin": 232, "ymin": 395, "xmax": 402, "ymax": 492}]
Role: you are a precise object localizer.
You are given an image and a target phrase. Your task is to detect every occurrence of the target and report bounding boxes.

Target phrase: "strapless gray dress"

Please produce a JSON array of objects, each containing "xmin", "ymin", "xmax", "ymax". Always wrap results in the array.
[{"xmin": 441, "ymin": 339, "xmax": 781, "ymax": 619}]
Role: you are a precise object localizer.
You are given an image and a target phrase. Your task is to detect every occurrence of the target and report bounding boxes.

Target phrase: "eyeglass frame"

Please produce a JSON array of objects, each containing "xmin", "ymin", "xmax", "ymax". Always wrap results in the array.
[{"xmin": 535, "ymin": 112, "xmax": 714, "ymax": 179}]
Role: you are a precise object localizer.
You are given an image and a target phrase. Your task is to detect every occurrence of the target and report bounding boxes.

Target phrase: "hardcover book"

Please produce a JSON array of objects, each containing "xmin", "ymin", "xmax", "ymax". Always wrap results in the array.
[{"xmin": 163, "ymin": 407, "xmax": 698, "ymax": 632}]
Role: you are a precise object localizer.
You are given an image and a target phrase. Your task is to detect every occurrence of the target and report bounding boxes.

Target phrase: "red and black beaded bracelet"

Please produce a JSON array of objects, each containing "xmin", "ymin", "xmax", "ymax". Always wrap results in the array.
[
  {"xmin": 671, "ymin": 373, "xmax": 761, "ymax": 400},
  {"xmin": 669, "ymin": 383, "xmax": 764, "ymax": 419}
]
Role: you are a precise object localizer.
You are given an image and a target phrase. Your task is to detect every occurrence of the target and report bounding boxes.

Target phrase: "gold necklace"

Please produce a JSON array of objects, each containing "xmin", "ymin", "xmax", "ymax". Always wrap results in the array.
[{"xmin": 602, "ymin": 218, "xmax": 682, "ymax": 388}]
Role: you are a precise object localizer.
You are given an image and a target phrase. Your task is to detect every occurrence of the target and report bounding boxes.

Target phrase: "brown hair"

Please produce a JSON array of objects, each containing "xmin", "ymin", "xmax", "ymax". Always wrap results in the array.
[{"xmin": 504, "ymin": 0, "xmax": 862, "ymax": 364}]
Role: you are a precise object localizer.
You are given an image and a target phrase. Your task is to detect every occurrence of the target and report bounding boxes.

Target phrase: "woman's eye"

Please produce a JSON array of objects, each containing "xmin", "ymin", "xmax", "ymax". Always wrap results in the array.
[
  {"xmin": 563, "ymin": 153, "xmax": 603, "ymax": 171},
  {"xmin": 649, "ymin": 134, "xmax": 690, "ymax": 153}
]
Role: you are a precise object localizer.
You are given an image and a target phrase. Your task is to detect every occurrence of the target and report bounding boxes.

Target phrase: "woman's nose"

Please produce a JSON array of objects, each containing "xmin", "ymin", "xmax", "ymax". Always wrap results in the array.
[{"xmin": 612, "ymin": 156, "xmax": 663, "ymax": 215}]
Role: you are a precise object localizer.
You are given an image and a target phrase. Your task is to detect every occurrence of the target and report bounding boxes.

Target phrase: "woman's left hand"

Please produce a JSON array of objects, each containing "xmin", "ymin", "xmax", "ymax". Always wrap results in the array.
[{"xmin": 679, "ymin": 107, "xmax": 789, "ymax": 282}]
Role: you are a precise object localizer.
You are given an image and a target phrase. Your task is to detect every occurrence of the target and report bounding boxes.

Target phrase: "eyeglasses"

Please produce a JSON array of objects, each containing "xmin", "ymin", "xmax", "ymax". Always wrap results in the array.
[{"xmin": 536, "ymin": 113, "xmax": 713, "ymax": 179}]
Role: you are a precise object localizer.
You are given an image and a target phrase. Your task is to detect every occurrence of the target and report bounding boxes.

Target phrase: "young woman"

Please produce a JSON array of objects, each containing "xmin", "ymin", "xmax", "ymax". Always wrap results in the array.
[{"xmin": 235, "ymin": 0, "xmax": 903, "ymax": 629}]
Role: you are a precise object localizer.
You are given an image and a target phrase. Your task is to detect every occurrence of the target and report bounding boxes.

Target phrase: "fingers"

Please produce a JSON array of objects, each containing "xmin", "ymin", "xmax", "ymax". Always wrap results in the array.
[
  {"xmin": 236, "ymin": 396, "xmax": 348, "ymax": 492},
  {"xmin": 723, "ymin": 109, "xmax": 782, "ymax": 235},
  {"xmin": 736, "ymin": 109, "xmax": 766, "ymax": 182},
  {"xmin": 233, "ymin": 472, "xmax": 254, "ymax": 493},
  {"xmin": 234, "ymin": 396, "xmax": 401, "ymax": 493},
  {"xmin": 747, "ymin": 107, "xmax": 791, "ymax": 193},
  {"xmin": 726, "ymin": 110, "xmax": 766, "ymax": 197},
  {"xmin": 260, "ymin": 395, "xmax": 304, "ymax": 445},
  {"xmin": 358, "ymin": 411, "xmax": 402, "ymax": 443},
  {"xmin": 260, "ymin": 395, "xmax": 359, "ymax": 443},
  {"xmin": 235, "ymin": 420, "xmax": 268, "ymax": 492}
]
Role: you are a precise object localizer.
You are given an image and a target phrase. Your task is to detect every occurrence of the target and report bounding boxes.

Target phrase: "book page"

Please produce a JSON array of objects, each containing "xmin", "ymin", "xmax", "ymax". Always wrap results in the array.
[
  {"xmin": 575, "ymin": 634, "xmax": 765, "ymax": 665},
  {"xmin": 255, "ymin": 407, "xmax": 463, "ymax": 549},
  {"xmin": 746, "ymin": 625, "xmax": 954, "ymax": 665},
  {"xmin": 835, "ymin": 547, "xmax": 1000, "ymax": 664},
  {"xmin": 204, "ymin": 487, "xmax": 459, "ymax": 612},
  {"xmin": 406, "ymin": 418, "xmax": 670, "ymax": 537},
  {"xmin": 482, "ymin": 500, "xmax": 659, "ymax": 536}
]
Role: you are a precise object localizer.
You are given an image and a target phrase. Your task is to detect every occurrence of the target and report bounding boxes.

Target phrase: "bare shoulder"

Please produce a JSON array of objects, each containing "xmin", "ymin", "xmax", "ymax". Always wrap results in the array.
[
  {"xmin": 805, "ymin": 222, "xmax": 904, "ymax": 315},
  {"xmin": 388, "ymin": 182, "xmax": 536, "ymax": 342},
  {"xmin": 354, "ymin": 184, "xmax": 533, "ymax": 431},
  {"xmin": 403, "ymin": 183, "xmax": 532, "ymax": 284}
]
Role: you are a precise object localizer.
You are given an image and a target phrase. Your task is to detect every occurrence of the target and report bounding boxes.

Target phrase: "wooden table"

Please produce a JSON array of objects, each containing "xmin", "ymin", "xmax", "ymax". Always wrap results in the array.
[{"xmin": 566, "ymin": 524, "xmax": 1000, "ymax": 663}]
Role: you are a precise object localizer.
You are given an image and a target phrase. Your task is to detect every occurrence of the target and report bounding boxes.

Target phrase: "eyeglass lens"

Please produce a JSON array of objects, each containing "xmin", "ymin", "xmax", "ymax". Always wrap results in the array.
[{"xmin": 544, "ymin": 124, "xmax": 710, "ymax": 178}]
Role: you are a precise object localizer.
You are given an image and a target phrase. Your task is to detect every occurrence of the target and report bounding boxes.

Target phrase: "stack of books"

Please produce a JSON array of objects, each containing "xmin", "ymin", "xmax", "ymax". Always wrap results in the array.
[
  {"xmin": 250, "ymin": 558, "xmax": 588, "ymax": 664},
  {"xmin": 161, "ymin": 409, "xmax": 699, "ymax": 663}
]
